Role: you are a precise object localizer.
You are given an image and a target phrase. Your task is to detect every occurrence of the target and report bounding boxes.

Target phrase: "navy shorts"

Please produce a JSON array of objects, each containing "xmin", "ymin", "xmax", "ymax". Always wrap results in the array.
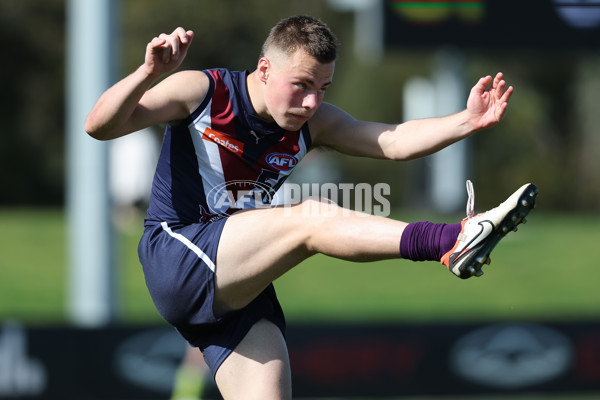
[{"xmin": 138, "ymin": 219, "xmax": 286, "ymax": 375}]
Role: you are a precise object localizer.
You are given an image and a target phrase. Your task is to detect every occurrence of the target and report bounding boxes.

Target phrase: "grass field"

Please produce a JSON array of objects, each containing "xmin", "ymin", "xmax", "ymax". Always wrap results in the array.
[{"xmin": 1, "ymin": 207, "xmax": 599, "ymax": 324}]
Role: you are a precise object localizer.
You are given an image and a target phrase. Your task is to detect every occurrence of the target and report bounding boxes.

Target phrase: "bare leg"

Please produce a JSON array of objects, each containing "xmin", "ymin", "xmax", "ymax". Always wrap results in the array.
[
  {"xmin": 214, "ymin": 197, "xmax": 407, "ymax": 314},
  {"xmin": 215, "ymin": 319, "xmax": 291, "ymax": 400}
]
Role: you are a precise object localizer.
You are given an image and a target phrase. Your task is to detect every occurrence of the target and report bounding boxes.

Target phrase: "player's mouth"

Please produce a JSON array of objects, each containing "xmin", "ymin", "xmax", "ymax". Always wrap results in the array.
[{"xmin": 288, "ymin": 112, "xmax": 310, "ymax": 122}]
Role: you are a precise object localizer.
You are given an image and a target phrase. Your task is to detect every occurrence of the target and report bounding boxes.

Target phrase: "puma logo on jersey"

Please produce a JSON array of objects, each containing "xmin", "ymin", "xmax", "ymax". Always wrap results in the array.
[
  {"xmin": 202, "ymin": 128, "xmax": 245, "ymax": 155},
  {"xmin": 266, "ymin": 153, "xmax": 298, "ymax": 171}
]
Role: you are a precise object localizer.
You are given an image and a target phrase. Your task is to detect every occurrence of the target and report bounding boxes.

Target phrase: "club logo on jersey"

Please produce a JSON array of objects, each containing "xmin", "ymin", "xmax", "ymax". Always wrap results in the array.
[
  {"xmin": 202, "ymin": 128, "xmax": 245, "ymax": 156},
  {"xmin": 266, "ymin": 153, "xmax": 298, "ymax": 171}
]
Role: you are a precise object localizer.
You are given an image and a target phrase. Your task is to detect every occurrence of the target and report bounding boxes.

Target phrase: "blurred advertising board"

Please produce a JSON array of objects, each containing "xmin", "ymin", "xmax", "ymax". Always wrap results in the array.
[{"xmin": 0, "ymin": 320, "xmax": 599, "ymax": 399}]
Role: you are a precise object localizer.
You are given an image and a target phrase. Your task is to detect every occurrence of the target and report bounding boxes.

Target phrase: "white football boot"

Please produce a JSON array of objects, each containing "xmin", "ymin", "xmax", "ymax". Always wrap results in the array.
[{"xmin": 441, "ymin": 180, "xmax": 538, "ymax": 279}]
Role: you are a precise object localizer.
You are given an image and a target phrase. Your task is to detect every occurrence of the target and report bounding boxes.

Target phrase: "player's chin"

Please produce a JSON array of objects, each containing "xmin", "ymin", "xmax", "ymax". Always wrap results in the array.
[{"xmin": 275, "ymin": 120, "xmax": 302, "ymax": 132}]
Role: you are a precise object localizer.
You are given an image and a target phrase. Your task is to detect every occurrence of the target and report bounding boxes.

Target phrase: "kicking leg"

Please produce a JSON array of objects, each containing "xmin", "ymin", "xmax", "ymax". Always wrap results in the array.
[
  {"xmin": 214, "ymin": 182, "xmax": 539, "ymax": 313},
  {"xmin": 214, "ymin": 197, "xmax": 408, "ymax": 313}
]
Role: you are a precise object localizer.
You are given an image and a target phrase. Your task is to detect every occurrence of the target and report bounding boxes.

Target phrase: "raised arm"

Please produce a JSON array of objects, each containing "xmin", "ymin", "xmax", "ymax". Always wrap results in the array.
[
  {"xmin": 311, "ymin": 73, "xmax": 513, "ymax": 161},
  {"xmin": 85, "ymin": 27, "xmax": 202, "ymax": 140}
]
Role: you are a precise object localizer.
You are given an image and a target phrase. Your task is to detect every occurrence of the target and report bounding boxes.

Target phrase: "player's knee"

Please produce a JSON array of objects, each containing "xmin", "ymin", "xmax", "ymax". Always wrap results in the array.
[{"xmin": 296, "ymin": 197, "xmax": 344, "ymax": 250}]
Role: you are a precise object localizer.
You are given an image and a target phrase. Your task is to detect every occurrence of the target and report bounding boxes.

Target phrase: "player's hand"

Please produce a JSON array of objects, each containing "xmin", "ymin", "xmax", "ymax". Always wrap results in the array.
[
  {"xmin": 143, "ymin": 27, "xmax": 194, "ymax": 77},
  {"xmin": 466, "ymin": 72, "xmax": 514, "ymax": 130}
]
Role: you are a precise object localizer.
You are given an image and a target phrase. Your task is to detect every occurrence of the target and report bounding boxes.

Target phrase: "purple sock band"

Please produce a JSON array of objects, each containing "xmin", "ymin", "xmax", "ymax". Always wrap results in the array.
[
  {"xmin": 399, "ymin": 221, "xmax": 462, "ymax": 262},
  {"xmin": 399, "ymin": 222, "xmax": 421, "ymax": 260},
  {"xmin": 441, "ymin": 222, "xmax": 462, "ymax": 259}
]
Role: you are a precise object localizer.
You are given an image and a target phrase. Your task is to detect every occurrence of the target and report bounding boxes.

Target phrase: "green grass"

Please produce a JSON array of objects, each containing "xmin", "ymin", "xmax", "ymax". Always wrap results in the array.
[
  {"xmin": 1, "ymin": 208, "xmax": 599, "ymax": 325},
  {"xmin": 0, "ymin": 209, "xmax": 68, "ymax": 322}
]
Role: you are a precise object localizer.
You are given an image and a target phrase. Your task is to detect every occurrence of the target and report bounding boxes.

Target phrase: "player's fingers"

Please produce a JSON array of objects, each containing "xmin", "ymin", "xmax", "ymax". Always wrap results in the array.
[
  {"xmin": 494, "ymin": 79, "xmax": 506, "ymax": 98},
  {"xmin": 158, "ymin": 32, "xmax": 179, "ymax": 63},
  {"xmin": 173, "ymin": 26, "xmax": 192, "ymax": 44},
  {"xmin": 146, "ymin": 36, "xmax": 167, "ymax": 63},
  {"xmin": 500, "ymin": 85, "xmax": 514, "ymax": 102},
  {"xmin": 493, "ymin": 72, "xmax": 504, "ymax": 86},
  {"xmin": 474, "ymin": 75, "xmax": 492, "ymax": 93},
  {"xmin": 148, "ymin": 36, "xmax": 166, "ymax": 50},
  {"xmin": 173, "ymin": 28, "xmax": 194, "ymax": 63},
  {"xmin": 495, "ymin": 101, "xmax": 509, "ymax": 121}
]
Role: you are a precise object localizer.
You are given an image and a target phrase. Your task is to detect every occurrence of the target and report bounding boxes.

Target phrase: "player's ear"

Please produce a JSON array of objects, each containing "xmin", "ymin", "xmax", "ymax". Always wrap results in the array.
[{"xmin": 257, "ymin": 57, "xmax": 270, "ymax": 84}]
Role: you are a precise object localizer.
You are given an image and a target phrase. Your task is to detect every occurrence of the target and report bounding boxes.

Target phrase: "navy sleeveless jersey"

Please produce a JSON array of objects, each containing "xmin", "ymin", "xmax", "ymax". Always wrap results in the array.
[{"xmin": 145, "ymin": 68, "xmax": 312, "ymax": 226}]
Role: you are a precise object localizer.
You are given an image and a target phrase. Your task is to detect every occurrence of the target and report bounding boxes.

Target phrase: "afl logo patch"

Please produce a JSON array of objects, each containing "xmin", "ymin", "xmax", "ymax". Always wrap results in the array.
[{"xmin": 266, "ymin": 153, "xmax": 298, "ymax": 171}]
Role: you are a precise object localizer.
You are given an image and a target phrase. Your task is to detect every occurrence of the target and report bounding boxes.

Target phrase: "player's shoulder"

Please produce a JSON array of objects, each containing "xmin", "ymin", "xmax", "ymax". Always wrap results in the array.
[
  {"xmin": 154, "ymin": 70, "xmax": 212, "ymax": 116},
  {"xmin": 164, "ymin": 70, "xmax": 210, "ymax": 92}
]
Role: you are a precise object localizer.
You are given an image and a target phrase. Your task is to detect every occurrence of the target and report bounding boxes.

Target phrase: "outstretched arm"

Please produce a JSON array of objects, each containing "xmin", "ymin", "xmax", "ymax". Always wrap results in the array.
[
  {"xmin": 85, "ymin": 27, "xmax": 197, "ymax": 140},
  {"xmin": 312, "ymin": 72, "xmax": 514, "ymax": 161}
]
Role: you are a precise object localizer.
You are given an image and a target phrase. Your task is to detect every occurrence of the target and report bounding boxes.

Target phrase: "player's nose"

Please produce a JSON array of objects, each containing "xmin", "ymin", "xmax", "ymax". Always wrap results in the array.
[{"xmin": 302, "ymin": 91, "xmax": 319, "ymax": 110}]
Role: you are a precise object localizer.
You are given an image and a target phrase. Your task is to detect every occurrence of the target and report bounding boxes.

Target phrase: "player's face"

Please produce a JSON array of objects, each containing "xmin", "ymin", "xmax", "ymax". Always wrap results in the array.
[{"xmin": 262, "ymin": 49, "xmax": 334, "ymax": 131}]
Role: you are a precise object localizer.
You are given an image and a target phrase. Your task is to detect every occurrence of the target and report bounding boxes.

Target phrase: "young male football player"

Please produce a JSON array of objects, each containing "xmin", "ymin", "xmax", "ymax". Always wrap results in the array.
[{"xmin": 85, "ymin": 16, "xmax": 537, "ymax": 399}]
